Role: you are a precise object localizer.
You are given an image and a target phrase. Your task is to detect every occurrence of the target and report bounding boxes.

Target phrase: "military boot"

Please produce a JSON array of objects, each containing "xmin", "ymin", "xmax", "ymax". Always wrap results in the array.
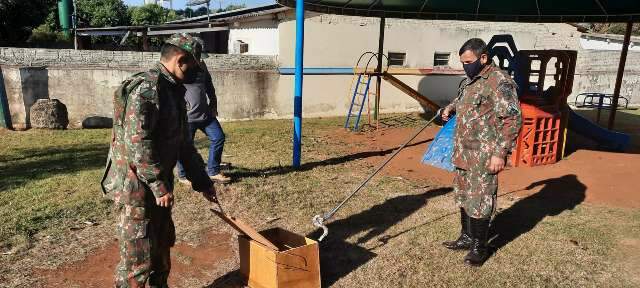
[
  {"xmin": 464, "ymin": 217, "xmax": 491, "ymax": 267},
  {"xmin": 442, "ymin": 208, "xmax": 472, "ymax": 250}
]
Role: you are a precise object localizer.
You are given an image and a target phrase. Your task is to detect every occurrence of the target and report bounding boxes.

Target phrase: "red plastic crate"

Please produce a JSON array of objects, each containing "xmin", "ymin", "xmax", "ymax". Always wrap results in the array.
[
  {"xmin": 509, "ymin": 50, "xmax": 577, "ymax": 167},
  {"xmin": 511, "ymin": 103, "xmax": 562, "ymax": 167}
]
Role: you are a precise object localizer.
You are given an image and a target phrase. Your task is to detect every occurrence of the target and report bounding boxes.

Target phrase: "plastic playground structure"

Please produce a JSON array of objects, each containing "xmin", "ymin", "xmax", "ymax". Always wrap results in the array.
[{"xmin": 420, "ymin": 35, "xmax": 631, "ymax": 169}]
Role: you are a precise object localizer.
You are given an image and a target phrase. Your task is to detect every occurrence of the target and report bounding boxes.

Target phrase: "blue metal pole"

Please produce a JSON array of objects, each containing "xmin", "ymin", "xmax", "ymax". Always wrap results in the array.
[{"xmin": 292, "ymin": 0, "xmax": 304, "ymax": 167}]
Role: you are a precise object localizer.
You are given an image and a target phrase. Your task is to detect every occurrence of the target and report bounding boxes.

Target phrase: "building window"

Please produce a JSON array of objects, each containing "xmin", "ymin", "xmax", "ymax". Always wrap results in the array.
[
  {"xmin": 388, "ymin": 52, "xmax": 406, "ymax": 66},
  {"xmin": 434, "ymin": 52, "xmax": 450, "ymax": 66}
]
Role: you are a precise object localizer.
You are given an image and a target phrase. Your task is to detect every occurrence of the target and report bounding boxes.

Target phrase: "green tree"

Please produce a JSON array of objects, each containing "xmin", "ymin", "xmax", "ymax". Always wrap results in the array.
[
  {"xmin": 76, "ymin": 0, "xmax": 129, "ymax": 27},
  {"xmin": 129, "ymin": 4, "xmax": 178, "ymax": 25},
  {"xmin": 129, "ymin": 4, "xmax": 162, "ymax": 25},
  {"xmin": 179, "ymin": 3, "xmax": 245, "ymax": 18},
  {"xmin": 589, "ymin": 23, "xmax": 640, "ymax": 36},
  {"xmin": 183, "ymin": 7, "xmax": 195, "ymax": 17},
  {"xmin": 27, "ymin": 24, "xmax": 68, "ymax": 45},
  {"xmin": 217, "ymin": 4, "xmax": 245, "ymax": 12},
  {"xmin": 126, "ymin": 4, "xmax": 179, "ymax": 50},
  {"xmin": 194, "ymin": 6, "xmax": 209, "ymax": 16},
  {"xmin": 0, "ymin": 0, "xmax": 57, "ymax": 42},
  {"xmin": 27, "ymin": 11, "xmax": 69, "ymax": 45}
]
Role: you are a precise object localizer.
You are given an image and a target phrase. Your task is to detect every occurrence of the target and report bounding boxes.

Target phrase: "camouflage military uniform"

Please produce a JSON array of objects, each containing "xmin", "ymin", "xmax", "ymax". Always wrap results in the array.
[
  {"xmin": 101, "ymin": 58, "xmax": 213, "ymax": 287},
  {"xmin": 446, "ymin": 63, "xmax": 522, "ymax": 219}
]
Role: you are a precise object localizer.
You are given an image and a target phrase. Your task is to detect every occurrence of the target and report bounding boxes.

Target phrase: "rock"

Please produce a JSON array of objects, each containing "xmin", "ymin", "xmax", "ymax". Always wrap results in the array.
[
  {"xmin": 82, "ymin": 116, "xmax": 113, "ymax": 129},
  {"xmin": 30, "ymin": 99, "xmax": 69, "ymax": 129}
]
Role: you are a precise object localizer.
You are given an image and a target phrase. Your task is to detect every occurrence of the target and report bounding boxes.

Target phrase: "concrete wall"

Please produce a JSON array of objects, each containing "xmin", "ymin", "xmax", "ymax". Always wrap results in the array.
[
  {"xmin": 580, "ymin": 37, "xmax": 640, "ymax": 51},
  {"xmin": 273, "ymin": 13, "xmax": 587, "ymax": 117},
  {"xmin": 276, "ymin": 14, "xmax": 640, "ymax": 113},
  {"xmin": 0, "ymin": 47, "xmax": 280, "ymax": 129},
  {"xmin": 277, "ymin": 13, "xmax": 580, "ymax": 68},
  {"xmin": 2, "ymin": 16, "xmax": 640, "ymax": 129},
  {"xmin": 572, "ymin": 50, "xmax": 640, "ymax": 106}
]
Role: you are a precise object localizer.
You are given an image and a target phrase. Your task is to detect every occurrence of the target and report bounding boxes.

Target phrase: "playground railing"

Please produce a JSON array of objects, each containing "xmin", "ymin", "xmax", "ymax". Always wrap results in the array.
[{"xmin": 574, "ymin": 92, "xmax": 630, "ymax": 110}]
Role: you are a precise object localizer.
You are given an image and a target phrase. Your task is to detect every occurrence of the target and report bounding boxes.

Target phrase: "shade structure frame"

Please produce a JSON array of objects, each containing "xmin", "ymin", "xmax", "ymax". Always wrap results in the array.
[
  {"xmin": 283, "ymin": 0, "xmax": 639, "ymax": 166},
  {"xmin": 278, "ymin": 0, "xmax": 640, "ymax": 23}
]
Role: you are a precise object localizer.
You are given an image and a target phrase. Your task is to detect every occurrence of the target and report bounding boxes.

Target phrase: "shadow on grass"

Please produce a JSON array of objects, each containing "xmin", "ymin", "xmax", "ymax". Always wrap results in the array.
[
  {"xmin": 223, "ymin": 138, "xmax": 433, "ymax": 181},
  {"xmin": 204, "ymin": 188, "xmax": 452, "ymax": 288},
  {"xmin": 0, "ymin": 143, "xmax": 108, "ymax": 191},
  {"xmin": 307, "ymin": 187, "xmax": 452, "ymax": 287},
  {"xmin": 489, "ymin": 174, "xmax": 586, "ymax": 253}
]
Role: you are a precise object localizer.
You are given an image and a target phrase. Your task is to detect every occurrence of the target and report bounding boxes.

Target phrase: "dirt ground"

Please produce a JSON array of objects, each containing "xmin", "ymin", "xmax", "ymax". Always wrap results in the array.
[
  {"xmin": 27, "ymin": 118, "xmax": 640, "ymax": 287},
  {"xmin": 38, "ymin": 232, "xmax": 234, "ymax": 287},
  {"xmin": 332, "ymin": 126, "xmax": 640, "ymax": 208}
]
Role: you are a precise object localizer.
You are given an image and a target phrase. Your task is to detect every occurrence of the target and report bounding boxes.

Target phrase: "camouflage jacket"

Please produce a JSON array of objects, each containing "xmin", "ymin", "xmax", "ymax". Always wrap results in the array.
[
  {"xmin": 101, "ymin": 63, "xmax": 213, "ymax": 206},
  {"xmin": 446, "ymin": 63, "xmax": 522, "ymax": 172}
]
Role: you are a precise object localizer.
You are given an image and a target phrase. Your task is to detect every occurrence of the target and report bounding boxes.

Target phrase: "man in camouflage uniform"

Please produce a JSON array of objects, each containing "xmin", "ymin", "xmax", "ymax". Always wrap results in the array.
[
  {"xmin": 101, "ymin": 33, "xmax": 218, "ymax": 287},
  {"xmin": 441, "ymin": 38, "xmax": 522, "ymax": 266}
]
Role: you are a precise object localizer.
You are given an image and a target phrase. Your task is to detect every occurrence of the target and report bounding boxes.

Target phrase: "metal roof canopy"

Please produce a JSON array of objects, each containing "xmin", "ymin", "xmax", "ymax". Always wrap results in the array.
[
  {"xmin": 278, "ymin": 0, "xmax": 640, "ymax": 22},
  {"xmin": 279, "ymin": 0, "xmax": 638, "ymax": 167}
]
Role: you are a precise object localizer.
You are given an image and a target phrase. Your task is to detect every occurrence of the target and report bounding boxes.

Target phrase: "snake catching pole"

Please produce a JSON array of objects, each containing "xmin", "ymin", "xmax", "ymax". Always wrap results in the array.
[{"xmin": 312, "ymin": 110, "xmax": 442, "ymax": 241}]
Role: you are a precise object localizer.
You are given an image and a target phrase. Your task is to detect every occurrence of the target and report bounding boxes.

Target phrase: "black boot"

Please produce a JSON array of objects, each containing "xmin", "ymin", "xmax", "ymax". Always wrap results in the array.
[
  {"xmin": 464, "ymin": 217, "xmax": 491, "ymax": 267},
  {"xmin": 442, "ymin": 208, "xmax": 472, "ymax": 250}
]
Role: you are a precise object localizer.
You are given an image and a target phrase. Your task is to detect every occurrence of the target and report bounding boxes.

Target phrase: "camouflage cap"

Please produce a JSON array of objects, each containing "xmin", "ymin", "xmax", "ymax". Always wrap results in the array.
[{"xmin": 164, "ymin": 33, "xmax": 208, "ymax": 60}]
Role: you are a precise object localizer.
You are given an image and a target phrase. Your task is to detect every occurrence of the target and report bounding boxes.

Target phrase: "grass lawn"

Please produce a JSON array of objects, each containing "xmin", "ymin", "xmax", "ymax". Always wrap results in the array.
[{"xmin": 1, "ymin": 115, "xmax": 639, "ymax": 287}]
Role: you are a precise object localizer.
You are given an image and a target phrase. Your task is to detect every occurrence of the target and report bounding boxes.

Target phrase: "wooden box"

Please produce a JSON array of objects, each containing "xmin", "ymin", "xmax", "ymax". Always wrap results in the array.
[{"xmin": 239, "ymin": 228, "xmax": 321, "ymax": 288}]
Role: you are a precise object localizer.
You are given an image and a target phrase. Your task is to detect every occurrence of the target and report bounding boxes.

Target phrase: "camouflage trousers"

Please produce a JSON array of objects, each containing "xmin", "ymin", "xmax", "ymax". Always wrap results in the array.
[
  {"xmin": 453, "ymin": 168, "xmax": 498, "ymax": 219},
  {"xmin": 114, "ymin": 203, "xmax": 175, "ymax": 288}
]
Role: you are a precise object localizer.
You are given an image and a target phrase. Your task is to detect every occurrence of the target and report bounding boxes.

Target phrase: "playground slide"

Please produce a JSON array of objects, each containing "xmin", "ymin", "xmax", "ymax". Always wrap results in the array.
[{"xmin": 568, "ymin": 108, "xmax": 631, "ymax": 151}]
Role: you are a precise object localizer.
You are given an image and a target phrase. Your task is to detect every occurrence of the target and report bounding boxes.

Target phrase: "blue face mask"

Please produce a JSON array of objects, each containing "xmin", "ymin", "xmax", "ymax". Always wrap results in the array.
[{"xmin": 463, "ymin": 58, "xmax": 484, "ymax": 79}]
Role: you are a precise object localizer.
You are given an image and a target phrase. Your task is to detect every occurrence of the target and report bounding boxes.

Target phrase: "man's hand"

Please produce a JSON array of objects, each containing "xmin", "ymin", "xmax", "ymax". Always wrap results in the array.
[
  {"xmin": 488, "ymin": 156, "xmax": 506, "ymax": 174},
  {"xmin": 156, "ymin": 192, "xmax": 174, "ymax": 208},
  {"xmin": 202, "ymin": 186, "xmax": 218, "ymax": 203},
  {"xmin": 442, "ymin": 106, "xmax": 454, "ymax": 121}
]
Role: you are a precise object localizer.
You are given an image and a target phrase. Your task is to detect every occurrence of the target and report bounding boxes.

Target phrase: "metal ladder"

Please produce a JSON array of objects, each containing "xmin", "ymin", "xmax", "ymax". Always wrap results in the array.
[{"xmin": 344, "ymin": 73, "xmax": 373, "ymax": 131}]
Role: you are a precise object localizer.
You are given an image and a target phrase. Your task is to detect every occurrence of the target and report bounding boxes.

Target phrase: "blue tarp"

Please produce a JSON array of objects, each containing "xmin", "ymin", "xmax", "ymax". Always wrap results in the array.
[{"xmin": 422, "ymin": 115, "xmax": 456, "ymax": 171}]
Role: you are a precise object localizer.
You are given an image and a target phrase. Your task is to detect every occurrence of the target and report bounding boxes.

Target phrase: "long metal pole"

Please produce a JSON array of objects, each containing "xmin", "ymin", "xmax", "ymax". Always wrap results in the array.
[
  {"xmin": 608, "ymin": 21, "xmax": 633, "ymax": 130},
  {"xmin": 313, "ymin": 110, "xmax": 441, "ymax": 241},
  {"xmin": 207, "ymin": 1, "xmax": 210, "ymax": 22},
  {"xmin": 292, "ymin": 0, "xmax": 305, "ymax": 167},
  {"xmin": 72, "ymin": 0, "xmax": 78, "ymax": 50},
  {"xmin": 374, "ymin": 17, "xmax": 385, "ymax": 122}
]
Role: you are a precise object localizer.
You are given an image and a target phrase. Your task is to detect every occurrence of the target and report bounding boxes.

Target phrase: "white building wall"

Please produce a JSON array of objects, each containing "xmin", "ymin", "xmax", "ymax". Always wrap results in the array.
[
  {"xmin": 580, "ymin": 38, "xmax": 640, "ymax": 51},
  {"xmin": 278, "ymin": 12, "xmax": 581, "ymax": 68},
  {"xmin": 228, "ymin": 18, "xmax": 279, "ymax": 56},
  {"xmin": 273, "ymin": 12, "xmax": 583, "ymax": 118}
]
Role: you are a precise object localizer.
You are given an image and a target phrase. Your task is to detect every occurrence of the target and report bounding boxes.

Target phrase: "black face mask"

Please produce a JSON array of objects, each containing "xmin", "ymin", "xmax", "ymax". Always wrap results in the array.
[{"xmin": 463, "ymin": 58, "xmax": 484, "ymax": 79}]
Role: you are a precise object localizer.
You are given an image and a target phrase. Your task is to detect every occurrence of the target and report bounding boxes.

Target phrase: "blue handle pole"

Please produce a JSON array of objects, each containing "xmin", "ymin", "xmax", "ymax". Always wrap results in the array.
[{"xmin": 292, "ymin": 0, "xmax": 305, "ymax": 168}]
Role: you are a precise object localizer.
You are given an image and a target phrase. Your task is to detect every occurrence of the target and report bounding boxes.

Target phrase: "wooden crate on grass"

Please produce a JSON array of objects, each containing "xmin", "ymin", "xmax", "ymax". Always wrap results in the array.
[
  {"xmin": 239, "ymin": 228, "xmax": 321, "ymax": 288},
  {"xmin": 211, "ymin": 209, "xmax": 321, "ymax": 288}
]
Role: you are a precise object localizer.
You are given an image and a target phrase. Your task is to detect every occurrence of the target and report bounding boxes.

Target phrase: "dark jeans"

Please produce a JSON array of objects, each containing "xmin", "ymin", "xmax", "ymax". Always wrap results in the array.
[{"xmin": 177, "ymin": 118, "xmax": 225, "ymax": 178}]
